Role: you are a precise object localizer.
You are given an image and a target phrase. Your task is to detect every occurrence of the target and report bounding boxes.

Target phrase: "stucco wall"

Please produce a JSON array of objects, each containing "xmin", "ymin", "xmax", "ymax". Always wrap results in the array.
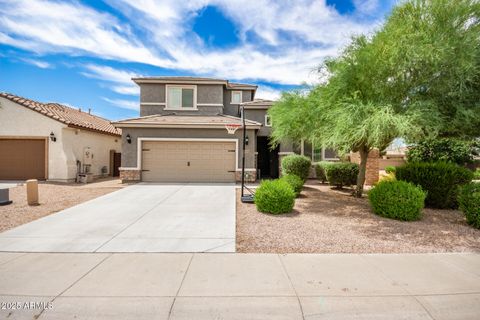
[
  {"xmin": 62, "ymin": 128, "xmax": 121, "ymax": 180},
  {"xmin": 120, "ymin": 127, "xmax": 256, "ymax": 169},
  {"xmin": 222, "ymin": 89, "xmax": 254, "ymax": 117},
  {"xmin": 244, "ymin": 109, "xmax": 271, "ymax": 136},
  {"xmin": 0, "ymin": 97, "xmax": 121, "ymax": 181},
  {"xmin": 139, "ymin": 84, "xmax": 224, "ymax": 116}
]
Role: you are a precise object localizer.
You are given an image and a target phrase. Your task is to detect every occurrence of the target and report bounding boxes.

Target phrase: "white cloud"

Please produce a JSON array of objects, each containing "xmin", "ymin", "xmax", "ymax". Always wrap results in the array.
[
  {"xmin": 255, "ymin": 86, "xmax": 282, "ymax": 100},
  {"xmin": 82, "ymin": 64, "xmax": 139, "ymax": 96},
  {"xmin": 102, "ymin": 97, "xmax": 139, "ymax": 111},
  {"xmin": 0, "ymin": 0, "xmax": 170, "ymax": 65},
  {"xmin": 20, "ymin": 58, "xmax": 52, "ymax": 69},
  {"xmin": 0, "ymin": 0, "xmax": 386, "ymax": 86}
]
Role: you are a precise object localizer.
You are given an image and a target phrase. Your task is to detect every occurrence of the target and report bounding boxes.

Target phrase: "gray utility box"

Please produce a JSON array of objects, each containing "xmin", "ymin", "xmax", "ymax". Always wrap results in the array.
[{"xmin": 0, "ymin": 188, "xmax": 12, "ymax": 206}]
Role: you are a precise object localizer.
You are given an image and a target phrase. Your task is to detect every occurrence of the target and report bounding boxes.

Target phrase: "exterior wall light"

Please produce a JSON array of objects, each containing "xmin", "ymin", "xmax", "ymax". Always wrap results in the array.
[
  {"xmin": 126, "ymin": 134, "xmax": 132, "ymax": 144},
  {"xmin": 49, "ymin": 132, "xmax": 57, "ymax": 142},
  {"xmin": 245, "ymin": 135, "xmax": 249, "ymax": 145}
]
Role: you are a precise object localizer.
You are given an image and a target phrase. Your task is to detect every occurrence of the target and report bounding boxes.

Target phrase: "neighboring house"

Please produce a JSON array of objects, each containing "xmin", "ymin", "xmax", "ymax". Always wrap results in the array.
[
  {"xmin": 113, "ymin": 76, "xmax": 337, "ymax": 183},
  {"xmin": 0, "ymin": 93, "xmax": 122, "ymax": 182}
]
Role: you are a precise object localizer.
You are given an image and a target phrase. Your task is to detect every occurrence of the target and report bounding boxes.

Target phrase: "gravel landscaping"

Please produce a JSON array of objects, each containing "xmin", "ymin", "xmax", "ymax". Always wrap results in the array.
[
  {"xmin": 236, "ymin": 180, "xmax": 480, "ymax": 253},
  {"xmin": 0, "ymin": 178, "xmax": 128, "ymax": 232}
]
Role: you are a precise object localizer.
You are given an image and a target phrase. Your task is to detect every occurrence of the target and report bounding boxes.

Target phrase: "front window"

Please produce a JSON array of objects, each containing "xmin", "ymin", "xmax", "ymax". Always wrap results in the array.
[
  {"xmin": 167, "ymin": 85, "xmax": 196, "ymax": 109},
  {"xmin": 231, "ymin": 91, "xmax": 242, "ymax": 104},
  {"xmin": 265, "ymin": 115, "xmax": 272, "ymax": 127}
]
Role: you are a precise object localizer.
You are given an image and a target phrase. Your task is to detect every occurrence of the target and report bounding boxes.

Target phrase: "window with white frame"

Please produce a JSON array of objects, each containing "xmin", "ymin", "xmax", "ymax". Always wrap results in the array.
[
  {"xmin": 231, "ymin": 91, "xmax": 242, "ymax": 104},
  {"xmin": 265, "ymin": 115, "xmax": 272, "ymax": 127},
  {"xmin": 166, "ymin": 85, "xmax": 196, "ymax": 109},
  {"xmin": 296, "ymin": 139, "xmax": 339, "ymax": 162}
]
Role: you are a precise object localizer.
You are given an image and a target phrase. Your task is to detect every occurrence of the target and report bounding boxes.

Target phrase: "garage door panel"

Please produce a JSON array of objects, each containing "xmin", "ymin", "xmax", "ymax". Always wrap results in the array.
[
  {"xmin": 0, "ymin": 139, "xmax": 46, "ymax": 180},
  {"xmin": 141, "ymin": 141, "xmax": 236, "ymax": 182}
]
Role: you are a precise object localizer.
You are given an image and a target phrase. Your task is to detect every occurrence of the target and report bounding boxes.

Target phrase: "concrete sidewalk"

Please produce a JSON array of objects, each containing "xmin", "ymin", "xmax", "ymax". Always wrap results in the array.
[{"xmin": 0, "ymin": 252, "xmax": 479, "ymax": 319}]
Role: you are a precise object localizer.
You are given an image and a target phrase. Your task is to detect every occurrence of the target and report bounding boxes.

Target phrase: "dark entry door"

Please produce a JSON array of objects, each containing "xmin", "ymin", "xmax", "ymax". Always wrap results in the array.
[
  {"xmin": 257, "ymin": 136, "xmax": 279, "ymax": 179},
  {"xmin": 113, "ymin": 153, "xmax": 121, "ymax": 177}
]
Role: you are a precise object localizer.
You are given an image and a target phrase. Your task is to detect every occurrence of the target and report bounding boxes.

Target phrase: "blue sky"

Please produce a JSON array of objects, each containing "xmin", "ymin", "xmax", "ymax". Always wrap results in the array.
[{"xmin": 0, "ymin": 0, "xmax": 395, "ymax": 120}]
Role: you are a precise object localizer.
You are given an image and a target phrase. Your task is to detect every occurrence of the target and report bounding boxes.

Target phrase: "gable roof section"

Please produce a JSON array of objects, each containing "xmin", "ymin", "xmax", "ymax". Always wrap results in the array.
[
  {"xmin": 0, "ymin": 93, "xmax": 121, "ymax": 136},
  {"xmin": 241, "ymin": 99, "xmax": 275, "ymax": 109},
  {"xmin": 113, "ymin": 114, "xmax": 262, "ymax": 129},
  {"xmin": 132, "ymin": 76, "xmax": 257, "ymax": 90}
]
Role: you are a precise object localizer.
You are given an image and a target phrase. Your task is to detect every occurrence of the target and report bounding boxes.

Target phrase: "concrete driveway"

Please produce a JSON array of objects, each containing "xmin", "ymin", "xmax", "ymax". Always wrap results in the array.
[{"xmin": 0, "ymin": 183, "xmax": 236, "ymax": 253}]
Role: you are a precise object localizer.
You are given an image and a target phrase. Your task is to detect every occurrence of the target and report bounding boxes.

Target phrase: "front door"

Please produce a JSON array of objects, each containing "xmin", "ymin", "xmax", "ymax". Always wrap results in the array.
[
  {"xmin": 113, "ymin": 153, "xmax": 121, "ymax": 177},
  {"xmin": 256, "ymin": 136, "xmax": 279, "ymax": 179}
]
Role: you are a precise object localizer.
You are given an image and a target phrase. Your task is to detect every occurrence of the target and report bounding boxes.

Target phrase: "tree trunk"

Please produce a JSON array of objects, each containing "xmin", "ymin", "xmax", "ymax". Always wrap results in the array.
[{"xmin": 355, "ymin": 147, "xmax": 369, "ymax": 198}]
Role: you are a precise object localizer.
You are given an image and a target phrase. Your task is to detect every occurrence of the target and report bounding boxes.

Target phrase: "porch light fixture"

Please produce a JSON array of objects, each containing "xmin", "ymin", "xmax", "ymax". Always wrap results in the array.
[
  {"xmin": 245, "ymin": 135, "xmax": 249, "ymax": 145},
  {"xmin": 49, "ymin": 132, "xmax": 56, "ymax": 142},
  {"xmin": 126, "ymin": 134, "xmax": 132, "ymax": 144}
]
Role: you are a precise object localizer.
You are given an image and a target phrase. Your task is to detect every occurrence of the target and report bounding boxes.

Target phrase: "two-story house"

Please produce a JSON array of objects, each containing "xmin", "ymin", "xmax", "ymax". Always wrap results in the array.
[{"xmin": 113, "ymin": 76, "xmax": 294, "ymax": 183}]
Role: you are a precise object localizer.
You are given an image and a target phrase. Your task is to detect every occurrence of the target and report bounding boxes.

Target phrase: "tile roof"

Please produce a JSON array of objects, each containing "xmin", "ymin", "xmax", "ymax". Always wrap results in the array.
[
  {"xmin": 241, "ymin": 99, "xmax": 275, "ymax": 107},
  {"xmin": 113, "ymin": 114, "xmax": 262, "ymax": 127},
  {"xmin": 132, "ymin": 76, "xmax": 257, "ymax": 90},
  {"xmin": 0, "ymin": 93, "xmax": 121, "ymax": 136}
]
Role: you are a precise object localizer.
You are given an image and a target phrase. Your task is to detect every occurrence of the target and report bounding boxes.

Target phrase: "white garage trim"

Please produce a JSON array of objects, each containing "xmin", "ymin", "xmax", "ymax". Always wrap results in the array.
[{"xmin": 134, "ymin": 137, "xmax": 255, "ymax": 171}]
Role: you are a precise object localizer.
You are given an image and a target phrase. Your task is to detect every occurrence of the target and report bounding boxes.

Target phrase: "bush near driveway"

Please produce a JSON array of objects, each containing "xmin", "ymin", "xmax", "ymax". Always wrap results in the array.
[
  {"xmin": 458, "ymin": 183, "xmax": 480, "ymax": 229},
  {"xmin": 280, "ymin": 174, "xmax": 304, "ymax": 197},
  {"xmin": 254, "ymin": 179, "xmax": 295, "ymax": 214},
  {"xmin": 368, "ymin": 180, "xmax": 426, "ymax": 221},
  {"xmin": 315, "ymin": 161, "xmax": 334, "ymax": 183},
  {"xmin": 396, "ymin": 162, "xmax": 473, "ymax": 209},
  {"xmin": 281, "ymin": 154, "xmax": 311, "ymax": 182},
  {"xmin": 323, "ymin": 162, "xmax": 359, "ymax": 188}
]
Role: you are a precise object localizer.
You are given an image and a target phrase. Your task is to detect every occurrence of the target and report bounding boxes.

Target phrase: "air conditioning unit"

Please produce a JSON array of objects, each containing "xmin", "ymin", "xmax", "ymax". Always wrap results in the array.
[{"xmin": 83, "ymin": 147, "xmax": 93, "ymax": 165}]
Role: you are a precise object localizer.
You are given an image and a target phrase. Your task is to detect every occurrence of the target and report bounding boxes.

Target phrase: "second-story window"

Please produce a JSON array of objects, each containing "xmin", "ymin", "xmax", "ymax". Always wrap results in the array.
[
  {"xmin": 167, "ymin": 85, "xmax": 196, "ymax": 109},
  {"xmin": 231, "ymin": 91, "xmax": 242, "ymax": 104}
]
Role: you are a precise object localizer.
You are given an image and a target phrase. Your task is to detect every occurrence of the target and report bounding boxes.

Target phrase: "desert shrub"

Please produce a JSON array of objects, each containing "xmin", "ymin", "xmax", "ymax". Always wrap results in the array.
[
  {"xmin": 281, "ymin": 154, "xmax": 311, "ymax": 181},
  {"xmin": 280, "ymin": 174, "xmax": 304, "ymax": 197},
  {"xmin": 458, "ymin": 183, "xmax": 480, "ymax": 229},
  {"xmin": 385, "ymin": 166, "xmax": 396, "ymax": 174},
  {"xmin": 368, "ymin": 180, "xmax": 426, "ymax": 221},
  {"xmin": 407, "ymin": 138, "xmax": 478, "ymax": 165},
  {"xmin": 254, "ymin": 179, "xmax": 295, "ymax": 214},
  {"xmin": 315, "ymin": 161, "xmax": 334, "ymax": 183},
  {"xmin": 474, "ymin": 169, "xmax": 480, "ymax": 180},
  {"xmin": 323, "ymin": 162, "xmax": 359, "ymax": 188},
  {"xmin": 378, "ymin": 172, "xmax": 396, "ymax": 183},
  {"xmin": 396, "ymin": 162, "xmax": 473, "ymax": 209}
]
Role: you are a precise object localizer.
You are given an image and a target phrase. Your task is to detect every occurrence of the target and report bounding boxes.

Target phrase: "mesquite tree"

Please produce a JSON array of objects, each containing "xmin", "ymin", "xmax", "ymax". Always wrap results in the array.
[{"xmin": 270, "ymin": 0, "xmax": 480, "ymax": 197}]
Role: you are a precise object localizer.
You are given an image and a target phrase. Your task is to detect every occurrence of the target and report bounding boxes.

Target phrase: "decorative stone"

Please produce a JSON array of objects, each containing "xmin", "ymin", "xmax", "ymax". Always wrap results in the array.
[{"xmin": 119, "ymin": 168, "xmax": 141, "ymax": 182}]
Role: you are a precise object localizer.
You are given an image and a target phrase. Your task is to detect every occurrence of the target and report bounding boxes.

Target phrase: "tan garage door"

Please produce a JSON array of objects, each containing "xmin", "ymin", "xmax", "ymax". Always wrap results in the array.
[
  {"xmin": 142, "ymin": 141, "xmax": 236, "ymax": 182},
  {"xmin": 0, "ymin": 139, "xmax": 46, "ymax": 180}
]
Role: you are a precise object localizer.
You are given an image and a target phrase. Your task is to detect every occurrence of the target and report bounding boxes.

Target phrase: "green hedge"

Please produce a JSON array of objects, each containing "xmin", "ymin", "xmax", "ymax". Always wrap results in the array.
[
  {"xmin": 315, "ymin": 161, "xmax": 334, "ymax": 183},
  {"xmin": 254, "ymin": 179, "xmax": 295, "ymax": 214},
  {"xmin": 323, "ymin": 162, "xmax": 359, "ymax": 188},
  {"xmin": 281, "ymin": 155, "xmax": 311, "ymax": 181},
  {"xmin": 396, "ymin": 162, "xmax": 473, "ymax": 209},
  {"xmin": 458, "ymin": 183, "xmax": 480, "ymax": 229},
  {"xmin": 406, "ymin": 138, "xmax": 477, "ymax": 165},
  {"xmin": 280, "ymin": 174, "xmax": 304, "ymax": 197},
  {"xmin": 385, "ymin": 166, "xmax": 396, "ymax": 174},
  {"xmin": 474, "ymin": 169, "xmax": 480, "ymax": 180},
  {"xmin": 368, "ymin": 180, "xmax": 426, "ymax": 221}
]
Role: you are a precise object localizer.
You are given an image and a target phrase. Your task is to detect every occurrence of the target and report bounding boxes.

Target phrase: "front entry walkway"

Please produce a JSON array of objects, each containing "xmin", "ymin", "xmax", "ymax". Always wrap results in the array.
[
  {"xmin": 0, "ymin": 183, "xmax": 236, "ymax": 253},
  {"xmin": 0, "ymin": 252, "xmax": 479, "ymax": 319}
]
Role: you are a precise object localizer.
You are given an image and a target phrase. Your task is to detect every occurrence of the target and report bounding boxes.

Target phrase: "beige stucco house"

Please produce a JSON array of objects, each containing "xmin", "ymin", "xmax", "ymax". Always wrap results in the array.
[{"xmin": 0, "ymin": 93, "xmax": 122, "ymax": 182}]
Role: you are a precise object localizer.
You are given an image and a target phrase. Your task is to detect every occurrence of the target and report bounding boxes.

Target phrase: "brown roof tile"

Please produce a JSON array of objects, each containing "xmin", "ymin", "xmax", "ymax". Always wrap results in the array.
[
  {"xmin": 113, "ymin": 114, "xmax": 262, "ymax": 127},
  {"xmin": 0, "ymin": 93, "xmax": 121, "ymax": 136}
]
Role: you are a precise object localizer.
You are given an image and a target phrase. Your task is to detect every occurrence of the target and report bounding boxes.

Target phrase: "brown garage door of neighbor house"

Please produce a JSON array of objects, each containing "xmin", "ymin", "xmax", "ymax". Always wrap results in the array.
[
  {"xmin": 141, "ymin": 140, "xmax": 236, "ymax": 183},
  {"xmin": 0, "ymin": 139, "xmax": 46, "ymax": 180}
]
